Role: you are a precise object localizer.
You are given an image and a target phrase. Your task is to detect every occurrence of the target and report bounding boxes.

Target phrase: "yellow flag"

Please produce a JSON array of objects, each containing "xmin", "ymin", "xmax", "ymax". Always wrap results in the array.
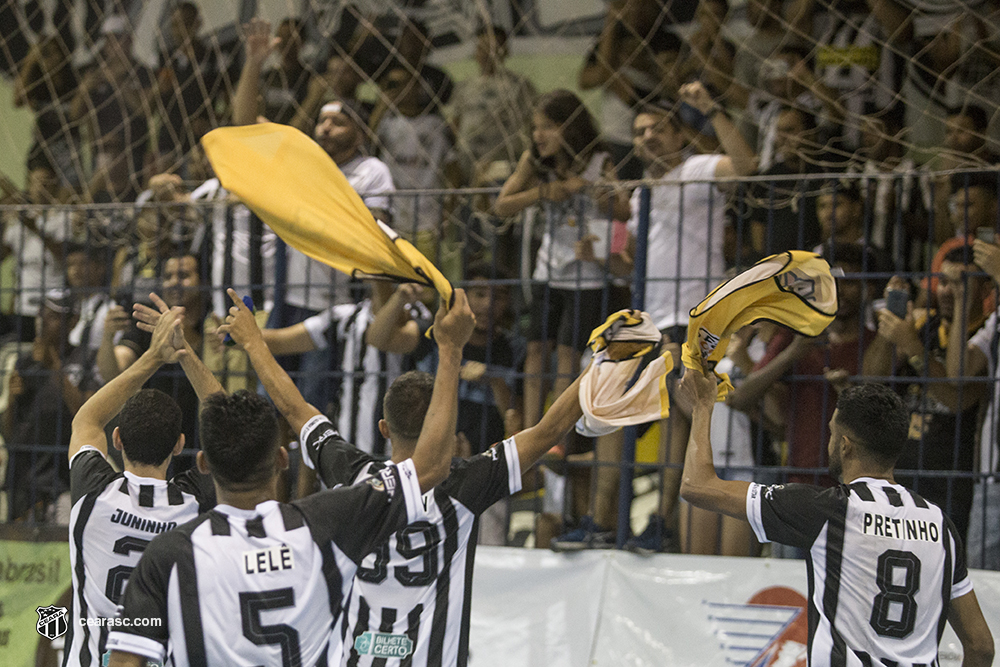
[
  {"xmin": 201, "ymin": 123, "xmax": 453, "ymax": 305},
  {"xmin": 682, "ymin": 251, "xmax": 838, "ymax": 399}
]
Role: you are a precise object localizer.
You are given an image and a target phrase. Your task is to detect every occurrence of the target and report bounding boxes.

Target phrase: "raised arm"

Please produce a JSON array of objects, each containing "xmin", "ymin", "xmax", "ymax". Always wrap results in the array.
[
  {"xmin": 232, "ymin": 19, "xmax": 279, "ymax": 126},
  {"xmin": 678, "ymin": 367, "xmax": 750, "ymax": 520},
  {"xmin": 678, "ymin": 81, "xmax": 757, "ymax": 179},
  {"xmin": 216, "ymin": 288, "xmax": 320, "ymax": 435},
  {"xmin": 69, "ymin": 307, "xmax": 185, "ymax": 460},
  {"xmin": 365, "ymin": 283, "xmax": 423, "ymax": 355},
  {"xmin": 411, "ymin": 290, "xmax": 476, "ymax": 493},
  {"xmin": 133, "ymin": 293, "xmax": 224, "ymax": 401},
  {"xmin": 513, "ymin": 374, "xmax": 583, "ymax": 473}
]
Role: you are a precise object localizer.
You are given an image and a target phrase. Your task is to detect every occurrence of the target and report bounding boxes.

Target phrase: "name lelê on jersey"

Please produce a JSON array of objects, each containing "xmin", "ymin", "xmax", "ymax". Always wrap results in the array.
[
  {"xmin": 109, "ymin": 508, "xmax": 177, "ymax": 535},
  {"xmin": 243, "ymin": 544, "xmax": 295, "ymax": 574},
  {"xmin": 862, "ymin": 513, "xmax": 939, "ymax": 542}
]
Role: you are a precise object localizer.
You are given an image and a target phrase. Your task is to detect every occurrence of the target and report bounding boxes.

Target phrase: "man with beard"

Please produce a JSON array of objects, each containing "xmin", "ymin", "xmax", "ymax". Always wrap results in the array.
[{"xmin": 678, "ymin": 371, "xmax": 994, "ymax": 667}]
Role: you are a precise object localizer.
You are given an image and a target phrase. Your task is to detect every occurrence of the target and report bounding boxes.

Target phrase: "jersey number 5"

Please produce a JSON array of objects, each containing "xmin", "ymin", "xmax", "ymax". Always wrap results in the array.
[
  {"xmin": 869, "ymin": 549, "xmax": 920, "ymax": 639},
  {"xmin": 239, "ymin": 588, "xmax": 303, "ymax": 667}
]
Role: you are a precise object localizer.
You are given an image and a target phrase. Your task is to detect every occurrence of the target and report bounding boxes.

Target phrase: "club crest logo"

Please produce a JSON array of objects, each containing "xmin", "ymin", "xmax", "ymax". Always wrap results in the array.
[{"xmin": 36, "ymin": 605, "xmax": 69, "ymax": 640}]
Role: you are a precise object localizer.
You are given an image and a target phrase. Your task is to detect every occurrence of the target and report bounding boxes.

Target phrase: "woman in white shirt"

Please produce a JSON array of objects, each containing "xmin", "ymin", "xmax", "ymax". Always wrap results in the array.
[{"xmin": 495, "ymin": 89, "xmax": 630, "ymax": 429}]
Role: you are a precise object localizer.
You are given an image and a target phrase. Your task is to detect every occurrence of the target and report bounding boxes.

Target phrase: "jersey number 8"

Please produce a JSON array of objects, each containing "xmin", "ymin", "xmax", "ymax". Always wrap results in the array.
[{"xmin": 869, "ymin": 549, "xmax": 920, "ymax": 639}]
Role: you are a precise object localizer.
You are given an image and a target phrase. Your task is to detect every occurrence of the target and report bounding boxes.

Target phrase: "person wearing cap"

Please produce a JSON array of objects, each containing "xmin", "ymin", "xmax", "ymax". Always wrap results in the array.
[
  {"xmin": 2, "ymin": 289, "xmax": 91, "ymax": 523},
  {"xmin": 70, "ymin": 14, "xmax": 154, "ymax": 202}
]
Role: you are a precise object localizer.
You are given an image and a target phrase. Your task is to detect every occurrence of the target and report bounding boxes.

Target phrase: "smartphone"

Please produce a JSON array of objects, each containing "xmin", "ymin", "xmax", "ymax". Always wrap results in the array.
[
  {"xmin": 885, "ymin": 288, "xmax": 909, "ymax": 318},
  {"xmin": 976, "ymin": 226, "xmax": 995, "ymax": 243}
]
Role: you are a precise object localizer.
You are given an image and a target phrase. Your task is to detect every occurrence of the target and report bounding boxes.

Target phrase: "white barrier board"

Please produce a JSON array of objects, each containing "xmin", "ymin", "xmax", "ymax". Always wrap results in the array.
[{"xmin": 469, "ymin": 548, "xmax": 1000, "ymax": 667}]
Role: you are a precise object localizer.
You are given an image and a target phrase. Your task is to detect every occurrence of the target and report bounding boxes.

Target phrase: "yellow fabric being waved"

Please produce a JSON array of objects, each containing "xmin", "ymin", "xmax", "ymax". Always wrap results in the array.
[
  {"xmin": 682, "ymin": 250, "xmax": 838, "ymax": 399},
  {"xmin": 577, "ymin": 310, "xmax": 673, "ymax": 436},
  {"xmin": 201, "ymin": 123, "xmax": 453, "ymax": 305}
]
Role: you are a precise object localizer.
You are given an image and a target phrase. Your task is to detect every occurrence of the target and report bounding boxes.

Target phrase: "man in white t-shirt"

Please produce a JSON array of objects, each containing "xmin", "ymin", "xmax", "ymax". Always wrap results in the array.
[{"xmin": 555, "ymin": 82, "xmax": 758, "ymax": 552}]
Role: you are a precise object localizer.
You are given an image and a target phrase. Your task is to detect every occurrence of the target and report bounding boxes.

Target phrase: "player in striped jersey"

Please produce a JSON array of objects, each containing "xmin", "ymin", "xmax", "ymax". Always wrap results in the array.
[
  {"xmin": 105, "ymin": 289, "xmax": 475, "ymax": 667},
  {"xmin": 65, "ymin": 304, "xmax": 223, "ymax": 667},
  {"xmin": 678, "ymin": 369, "xmax": 994, "ymax": 667},
  {"xmin": 222, "ymin": 288, "xmax": 586, "ymax": 666}
]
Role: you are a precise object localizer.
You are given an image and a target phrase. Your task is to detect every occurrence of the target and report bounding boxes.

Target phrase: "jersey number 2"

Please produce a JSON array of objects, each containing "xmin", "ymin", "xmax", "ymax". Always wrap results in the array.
[
  {"xmin": 869, "ymin": 549, "xmax": 920, "ymax": 639},
  {"xmin": 104, "ymin": 536, "xmax": 151, "ymax": 603},
  {"xmin": 239, "ymin": 588, "xmax": 303, "ymax": 667}
]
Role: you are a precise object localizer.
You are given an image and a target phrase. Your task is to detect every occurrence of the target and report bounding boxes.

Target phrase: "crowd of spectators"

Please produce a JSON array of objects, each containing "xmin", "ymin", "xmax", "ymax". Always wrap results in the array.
[{"xmin": 1, "ymin": 0, "xmax": 999, "ymax": 571}]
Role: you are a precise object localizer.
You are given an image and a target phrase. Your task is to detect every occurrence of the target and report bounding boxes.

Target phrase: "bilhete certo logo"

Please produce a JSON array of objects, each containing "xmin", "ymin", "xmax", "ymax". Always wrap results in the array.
[{"xmin": 36, "ymin": 605, "xmax": 69, "ymax": 640}]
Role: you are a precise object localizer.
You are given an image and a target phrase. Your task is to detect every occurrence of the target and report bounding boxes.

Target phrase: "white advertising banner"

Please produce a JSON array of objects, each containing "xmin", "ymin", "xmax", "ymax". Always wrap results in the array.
[{"xmin": 469, "ymin": 548, "xmax": 1000, "ymax": 667}]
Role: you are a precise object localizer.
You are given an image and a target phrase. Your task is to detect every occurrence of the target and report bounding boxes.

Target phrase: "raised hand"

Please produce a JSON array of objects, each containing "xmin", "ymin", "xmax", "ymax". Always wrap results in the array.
[
  {"xmin": 148, "ymin": 306, "xmax": 187, "ymax": 364},
  {"xmin": 243, "ymin": 18, "xmax": 279, "ymax": 68},
  {"xmin": 679, "ymin": 364, "xmax": 718, "ymax": 407},
  {"xmin": 679, "ymin": 80, "xmax": 716, "ymax": 115},
  {"xmin": 214, "ymin": 288, "xmax": 262, "ymax": 350},
  {"xmin": 433, "ymin": 289, "xmax": 476, "ymax": 351},
  {"xmin": 973, "ymin": 239, "xmax": 1000, "ymax": 284},
  {"xmin": 133, "ymin": 292, "xmax": 172, "ymax": 333}
]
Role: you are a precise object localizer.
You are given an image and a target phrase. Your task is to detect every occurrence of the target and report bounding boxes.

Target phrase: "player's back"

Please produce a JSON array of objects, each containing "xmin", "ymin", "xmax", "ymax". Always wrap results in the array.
[
  {"xmin": 338, "ymin": 442, "xmax": 522, "ymax": 667},
  {"xmin": 107, "ymin": 462, "xmax": 420, "ymax": 667},
  {"xmin": 65, "ymin": 448, "xmax": 211, "ymax": 667},
  {"xmin": 827, "ymin": 479, "xmax": 970, "ymax": 665},
  {"xmin": 748, "ymin": 476, "xmax": 972, "ymax": 667}
]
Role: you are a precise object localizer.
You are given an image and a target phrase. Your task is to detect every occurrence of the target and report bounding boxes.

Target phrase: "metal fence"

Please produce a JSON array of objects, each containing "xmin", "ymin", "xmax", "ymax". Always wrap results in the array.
[{"xmin": 0, "ymin": 173, "xmax": 997, "ymax": 569}]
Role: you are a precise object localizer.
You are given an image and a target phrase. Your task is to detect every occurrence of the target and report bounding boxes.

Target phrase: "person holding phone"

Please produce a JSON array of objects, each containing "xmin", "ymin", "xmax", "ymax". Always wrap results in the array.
[{"xmin": 862, "ymin": 244, "xmax": 988, "ymax": 542}]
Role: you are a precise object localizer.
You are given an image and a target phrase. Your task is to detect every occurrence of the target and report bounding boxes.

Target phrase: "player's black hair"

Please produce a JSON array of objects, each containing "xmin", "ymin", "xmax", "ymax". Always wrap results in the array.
[
  {"xmin": 383, "ymin": 371, "xmax": 434, "ymax": 442},
  {"xmin": 835, "ymin": 384, "xmax": 908, "ymax": 467},
  {"xmin": 949, "ymin": 104, "xmax": 990, "ymax": 133},
  {"xmin": 118, "ymin": 389, "xmax": 184, "ymax": 466},
  {"xmin": 199, "ymin": 390, "xmax": 280, "ymax": 488}
]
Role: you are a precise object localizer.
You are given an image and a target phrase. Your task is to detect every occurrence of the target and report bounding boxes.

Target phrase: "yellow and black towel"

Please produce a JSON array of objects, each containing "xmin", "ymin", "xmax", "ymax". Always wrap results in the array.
[
  {"xmin": 201, "ymin": 123, "xmax": 453, "ymax": 305},
  {"xmin": 682, "ymin": 250, "xmax": 838, "ymax": 399},
  {"xmin": 577, "ymin": 310, "xmax": 674, "ymax": 435}
]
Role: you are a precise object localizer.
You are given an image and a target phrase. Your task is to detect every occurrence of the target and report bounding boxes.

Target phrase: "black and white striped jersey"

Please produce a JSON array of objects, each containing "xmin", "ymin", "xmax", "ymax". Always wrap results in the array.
[
  {"xmin": 302, "ymin": 299, "xmax": 429, "ymax": 457},
  {"xmin": 300, "ymin": 415, "xmax": 522, "ymax": 667},
  {"xmin": 106, "ymin": 460, "xmax": 423, "ymax": 667},
  {"xmin": 746, "ymin": 477, "xmax": 973, "ymax": 667},
  {"xmin": 64, "ymin": 446, "xmax": 215, "ymax": 667}
]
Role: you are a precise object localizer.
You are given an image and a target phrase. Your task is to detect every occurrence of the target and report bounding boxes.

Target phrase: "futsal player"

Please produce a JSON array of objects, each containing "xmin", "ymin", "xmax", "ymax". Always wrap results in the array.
[
  {"xmin": 678, "ymin": 368, "xmax": 994, "ymax": 667},
  {"xmin": 219, "ymin": 287, "xmax": 587, "ymax": 667},
  {"xmin": 104, "ymin": 290, "xmax": 474, "ymax": 667},
  {"xmin": 65, "ymin": 303, "xmax": 221, "ymax": 667}
]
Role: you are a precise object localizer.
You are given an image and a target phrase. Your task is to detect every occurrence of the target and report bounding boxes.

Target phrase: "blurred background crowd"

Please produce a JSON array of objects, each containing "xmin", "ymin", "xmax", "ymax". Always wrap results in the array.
[{"xmin": 0, "ymin": 0, "xmax": 999, "ymax": 570}]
